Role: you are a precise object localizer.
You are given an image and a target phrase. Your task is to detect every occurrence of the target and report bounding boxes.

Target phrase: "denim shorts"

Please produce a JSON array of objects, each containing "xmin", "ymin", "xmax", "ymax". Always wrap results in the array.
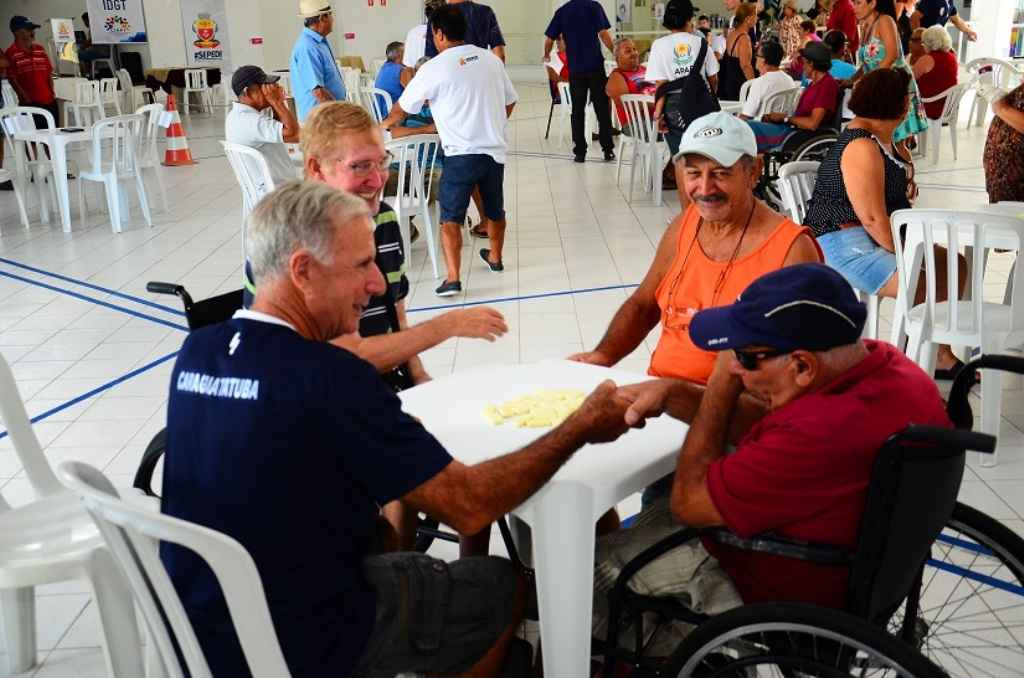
[
  {"xmin": 817, "ymin": 227, "xmax": 897, "ymax": 295},
  {"xmin": 439, "ymin": 154, "xmax": 505, "ymax": 224}
]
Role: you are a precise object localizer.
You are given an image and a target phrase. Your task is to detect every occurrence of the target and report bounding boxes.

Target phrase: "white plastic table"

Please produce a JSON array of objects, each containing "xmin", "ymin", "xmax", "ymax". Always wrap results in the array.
[
  {"xmin": 399, "ymin": 360, "xmax": 688, "ymax": 678},
  {"xmin": 12, "ymin": 127, "xmax": 92, "ymax": 233}
]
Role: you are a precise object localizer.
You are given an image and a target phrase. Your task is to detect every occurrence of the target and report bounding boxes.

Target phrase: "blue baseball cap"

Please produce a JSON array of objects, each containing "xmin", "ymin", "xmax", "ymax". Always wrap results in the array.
[
  {"xmin": 689, "ymin": 264, "xmax": 867, "ymax": 353},
  {"xmin": 10, "ymin": 16, "xmax": 41, "ymax": 33}
]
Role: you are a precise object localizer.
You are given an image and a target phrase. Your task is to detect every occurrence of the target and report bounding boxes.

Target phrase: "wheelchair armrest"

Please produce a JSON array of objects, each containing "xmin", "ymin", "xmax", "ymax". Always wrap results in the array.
[
  {"xmin": 948, "ymin": 355, "xmax": 1024, "ymax": 431},
  {"xmin": 703, "ymin": 528, "xmax": 853, "ymax": 565},
  {"xmin": 611, "ymin": 527, "xmax": 702, "ymax": 599}
]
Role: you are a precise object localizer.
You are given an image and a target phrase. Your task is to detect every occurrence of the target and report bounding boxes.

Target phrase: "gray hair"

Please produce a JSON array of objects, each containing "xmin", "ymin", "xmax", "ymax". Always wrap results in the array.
[
  {"xmin": 921, "ymin": 25, "xmax": 952, "ymax": 52},
  {"xmin": 303, "ymin": 12, "xmax": 331, "ymax": 28},
  {"xmin": 385, "ymin": 41, "xmax": 404, "ymax": 61},
  {"xmin": 613, "ymin": 37, "xmax": 634, "ymax": 55},
  {"xmin": 246, "ymin": 181, "xmax": 372, "ymax": 284},
  {"xmin": 415, "ymin": 56, "xmax": 431, "ymax": 70}
]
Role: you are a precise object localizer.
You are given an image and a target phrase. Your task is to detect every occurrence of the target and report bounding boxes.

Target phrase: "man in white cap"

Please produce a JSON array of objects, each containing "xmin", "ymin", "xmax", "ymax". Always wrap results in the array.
[{"xmin": 290, "ymin": 0, "xmax": 347, "ymax": 121}]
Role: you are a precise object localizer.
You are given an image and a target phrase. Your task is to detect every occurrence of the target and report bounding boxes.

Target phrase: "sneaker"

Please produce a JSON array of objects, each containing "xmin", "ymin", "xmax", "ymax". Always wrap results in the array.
[
  {"xmin": 0, "ymin": 180, "xmax": 12, "ymax": 191},
  {"xmin": 573, "ymin": 153, "xmax": 585, "ymax": 163},
  {"xmin": 435, "ymin": 280, "xmax": 462, "ymax": 297},
  {"xmin": 603, "ymin": 150, "xmax": 616, "ymax": 162},
  {"xmin": 479, "ymin": 248, "xmax": 503, "ymax": 272}
]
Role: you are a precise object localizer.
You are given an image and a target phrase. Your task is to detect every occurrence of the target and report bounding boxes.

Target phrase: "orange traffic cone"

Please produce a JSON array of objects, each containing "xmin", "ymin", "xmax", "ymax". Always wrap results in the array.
[{"xmin": 162, "ymin": 94, "xmax": 196, "ymax": 166}]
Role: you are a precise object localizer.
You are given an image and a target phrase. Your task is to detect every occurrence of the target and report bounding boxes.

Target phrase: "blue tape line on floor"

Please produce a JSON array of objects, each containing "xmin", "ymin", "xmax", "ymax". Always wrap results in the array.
[
  {"xmin": 0, "ymin": 270, "xmax": 189, "ymax": 332},
  {"xmin": 0, "ymin": 351, "xmax": 179, "ymax": 442},
  {"xmin": 0, "ymin": 257, "xmax": 186, "ymax": 317},
  {"xmin": 407, "ymin": 283, "xmax": 640, "ymax": 314}
]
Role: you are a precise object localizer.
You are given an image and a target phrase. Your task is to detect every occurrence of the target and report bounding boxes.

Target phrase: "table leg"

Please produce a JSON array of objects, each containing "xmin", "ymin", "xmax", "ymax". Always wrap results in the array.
[
  {"xmin": 53, "ymin": 142, "xmax": 72, "ymax": 233},
  {"xmin": 526, "ymin": 483, "xmax": 596, "ymax": 678}
]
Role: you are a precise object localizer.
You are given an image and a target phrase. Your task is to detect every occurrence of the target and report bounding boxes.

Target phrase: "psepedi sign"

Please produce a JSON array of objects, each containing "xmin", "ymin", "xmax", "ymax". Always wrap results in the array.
[
  {"xmin": 85, "ymin": 0, "xmax": 148, "ymax": 43},
  {"xmin": 180, "ymin": 0, "xmax": 232, "ymax": 68}
]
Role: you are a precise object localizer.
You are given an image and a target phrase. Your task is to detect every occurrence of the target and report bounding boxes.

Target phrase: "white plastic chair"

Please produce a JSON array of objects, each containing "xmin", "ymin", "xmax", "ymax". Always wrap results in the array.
[
  {"xmin": 891, "ymin": 209, "xmax": 1024, "ymax": 466},
  {"xmin": 370, "ymin": 58, "xmax": 387, "ymax": 78},
  {"xmin": 0, "ymin": 354, "xmax": 144, "ymax": 677},
  {"xmin": 555, "ymin": 81, "xmax": 578, "ymax": 147},
  {"xmin": 738, "ymin": 79, "xmax": 752, "ymax": 103},
  {"xmin": 0, "ymin": 164, "xmax": 29, "ymax": 230},
  {"xmin": 78, "ymin": 114, "xmax": 153, "ymax": 233},
  {"xmin": 757, "ymin": 85, "xmax": 802, "ymax": 120},
  {"xmin": 0, "ymin": 80, "xmax": 18, "ymax": 108},
  {"xmin": 362, "ymin": 87, "xmax": 393, "ymax": 124},
  {"xmin": 964, "ymin": 58, "xmax": 1023, "ymax": 128},
  {"xmin": 619, "ymin": 94, "xmax": 669, "ymax": 206},
  {"xmin": 385, "ymin": 134, "xmax": 442, "ymax": 280},
  {"xmin": 58, "ymin": 461, "xmax": 292, "ymax": 678},
  {"xmin": 341, "ymin": 66, "xmax": 362, "ymax": 104},
  {"xmin": 183, "ymin": 69, "xmax": 214, "ymax": 115},
  {"xmin": 777, "ymin": 160, "xmax": 881, "ymax": 339},
  {"xmin": 67, "ymin": 79, "xmax": 105, "ymax": 127},
  {"xmin": 117, "ymin": 68, "xmax": 154, "ymax": 112},
  {"xmin": 222, "ymin": 140, "xmax": 277, "ymax": 264},
  {"xmin": 918, "ymin": 82, "xmax": 968, "ymax": 166},
  {"xmin": 100, "ymin": 77, "xmax": 123, "ymax": 116},
  {"xmin": 135, "ymin": 103, "xmax": 169, "ymax": 212}
]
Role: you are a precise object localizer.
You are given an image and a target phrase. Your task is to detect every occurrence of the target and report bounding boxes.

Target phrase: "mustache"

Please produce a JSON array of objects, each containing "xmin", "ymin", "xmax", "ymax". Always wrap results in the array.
[{"xmin": 693, "ymin": 193, "xmax": 728, "ymax": 202}]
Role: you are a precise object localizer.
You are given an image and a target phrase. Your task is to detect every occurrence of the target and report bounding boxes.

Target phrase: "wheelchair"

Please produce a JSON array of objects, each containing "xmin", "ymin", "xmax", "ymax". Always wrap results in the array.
[
  {"xmin": 598, "ymin": 357, "xmax": 1024, "ymax": 677},
  {"xmin": 754, "ymin": 91, "xmax": 850, "ymax": 212}
]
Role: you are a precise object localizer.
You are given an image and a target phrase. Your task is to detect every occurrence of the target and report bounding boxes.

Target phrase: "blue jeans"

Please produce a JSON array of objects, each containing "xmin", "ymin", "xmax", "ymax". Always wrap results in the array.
[{"xmin": 439, "ymin": 154, "xmax": 505, "ymax": 224}]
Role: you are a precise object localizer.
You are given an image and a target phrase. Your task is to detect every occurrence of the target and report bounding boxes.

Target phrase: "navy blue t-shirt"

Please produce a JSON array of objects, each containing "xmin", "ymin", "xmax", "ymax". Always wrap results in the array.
[
  {"xmin": 425, "ymin": 1, "xmax": 505, "ymax": 57},
  {"xmin": 160, "ymin": 312, "xmax": 452, "ymax": 677},
  {"xmin": 917, "ymin": 0, "xmax": 957, "ymax": 27},
  {"xmin": 545, "ymin": 0, "xmax": 612, "ymax": 75}
]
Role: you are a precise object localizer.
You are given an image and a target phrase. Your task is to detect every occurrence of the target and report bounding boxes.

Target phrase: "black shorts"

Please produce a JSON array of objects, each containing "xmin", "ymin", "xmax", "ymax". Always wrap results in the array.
[
  {"xmin": 352, "ymin": 554, "xmax": 519, "ymax": 677},
  {"xmin": 439, "ymin": 154, "xmax": 505, "ymax": 224}
]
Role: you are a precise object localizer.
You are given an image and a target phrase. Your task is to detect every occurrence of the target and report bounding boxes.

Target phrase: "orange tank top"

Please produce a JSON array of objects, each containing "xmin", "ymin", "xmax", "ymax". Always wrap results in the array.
[{"xmin": 649, "ymin": 206, "xmax": 819, "ymax": 384}]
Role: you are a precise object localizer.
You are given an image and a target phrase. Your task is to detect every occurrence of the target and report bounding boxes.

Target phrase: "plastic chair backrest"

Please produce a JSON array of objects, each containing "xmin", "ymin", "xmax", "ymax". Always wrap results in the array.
[
  {"xmin": 116, "ymin": 69, "xmax": 134, "ymax": 95},
  {"xmin": 185, "ymin": 69, "xmax": 208, "ymax": 90},
  {"xmin": 935, "ymin": 82, "xmax": 968, "ymax": 124},
  {"xmin": 891, "ymin": 209, "xmax": 1024, "ymax": 344},
  {"xmin": 620, "ymin": 94, "xmax": 657, "ymax": 145},
  {"xmin": 371, "ymin": 58, "xmax": 387, "ymax": 78},
  {"xmin": 365, "ymin": 87, "xmax": 393, "ymax": 123},
  {"xmin": 135, "ymin": 103, "xmax": 164, "ymax": 165},
  {"xmin": 221, "ymin": 140, "xmax": 276, "ymax": 218},
  {"xmin": 1, "ymin": 80, "xmax": 18, "ymax": 107},
  {"xmin": 76, "ymin": 79, "xmax": 102, "ymax": 105},
  {"xmin": 777, "ymin": 160, "xmax": 820, "ymax": 223},
  {"xmin": 0, "ymin": 107, "xmax": 56, "ymax": 164},
  {"xmin": 847, "ymin": 425, "xmax": 990, "ymax": 623},
  {"xmin": 759, "ymin": 86, "xmax": 802, "ymax": 118},
  {"xmin": 0, "ymin": 353, "xmax": 63, "ymax": 505},
  {"xmin": 88, "ymin": 114, "xmax": 143, "ymax": 175},
  {"xmin": 100, "ymin": 77, "xmax": 120, "ymax": 98},
  {"xmin": 738, "ymin": 79, "xmax": 751, "ymax": 102},
  {"xmin": 385, "ymin": 133, "xmax": 441, "ymax": 209},
  {"xmin": 966, "ymin": 57, "xmax": 1022, "ymax": 90},
  {"xmin": 58, "ymin": 461, "xmax": 292, "ymax": 678},
  {"xmin": 341, "ymin": 67, "xmax": 361, "ymax": 103}
]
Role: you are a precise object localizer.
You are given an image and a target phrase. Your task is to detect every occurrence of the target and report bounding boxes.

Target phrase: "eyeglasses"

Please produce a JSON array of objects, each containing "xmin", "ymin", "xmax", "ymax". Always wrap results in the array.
[
  {"xmin": 327, "ymin": 152, "xmax": 394, "ymax": 177},
  {"xmin": 733, "ymin": 348, "xmax": 789, "ymax": 371}
]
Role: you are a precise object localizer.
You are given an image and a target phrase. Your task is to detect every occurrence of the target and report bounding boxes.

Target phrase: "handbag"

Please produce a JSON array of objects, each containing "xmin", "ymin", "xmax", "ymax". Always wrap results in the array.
[{"xmin": 656, "ymin": 36, "xmax": 720, "ymax": 137}]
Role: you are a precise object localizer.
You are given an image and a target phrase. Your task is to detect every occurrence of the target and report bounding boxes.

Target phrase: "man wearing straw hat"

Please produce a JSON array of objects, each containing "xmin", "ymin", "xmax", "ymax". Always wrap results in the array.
[{"xmin": 290, "ymin": 0, "xmax": 347, "ymax": 121}]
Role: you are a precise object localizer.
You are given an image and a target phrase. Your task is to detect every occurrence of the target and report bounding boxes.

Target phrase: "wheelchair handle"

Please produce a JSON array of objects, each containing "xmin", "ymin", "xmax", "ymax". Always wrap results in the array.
[
  {"xmin": 896, "ymin": 424, "xmax": 997, "ymax": 455},
  {"xmin": 947, "ymin": 355, "xmax": 1024, "ymax": 430},
  {"xmin": 146, "ymin": 281, "xmax": 185, "ymax": 296}
]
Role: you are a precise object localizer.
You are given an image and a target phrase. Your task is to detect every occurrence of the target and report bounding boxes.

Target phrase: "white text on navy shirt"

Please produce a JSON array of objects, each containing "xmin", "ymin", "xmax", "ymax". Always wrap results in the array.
[{"xmin": 176, "ymin": 371, "xmax": 261, "ymax": 401}]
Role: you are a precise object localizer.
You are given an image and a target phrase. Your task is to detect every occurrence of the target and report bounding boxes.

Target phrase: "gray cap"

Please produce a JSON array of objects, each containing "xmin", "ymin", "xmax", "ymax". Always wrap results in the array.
[{"xmin": 672, "ymin": 111, "xmax": 757, "ymax": 167}]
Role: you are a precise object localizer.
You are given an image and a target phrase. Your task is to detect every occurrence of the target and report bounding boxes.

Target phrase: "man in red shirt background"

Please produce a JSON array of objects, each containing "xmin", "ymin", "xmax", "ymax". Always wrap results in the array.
[
  {"xmin": 5, "ymin": 16, "xmax": 57, "ymax": 130},
  {"xmin": 591, "ymin": 264, "xmax": 951, "ymax": 654},
  {"xmin": 827, "ymin": 0, "xmax": 859, "ymax": 58}
]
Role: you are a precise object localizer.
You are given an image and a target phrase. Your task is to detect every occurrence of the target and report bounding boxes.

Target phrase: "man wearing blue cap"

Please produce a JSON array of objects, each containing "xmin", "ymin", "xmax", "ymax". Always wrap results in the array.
[{"xmin": 593, "ymin": 264, "xmax": 951, "ymax": 651}]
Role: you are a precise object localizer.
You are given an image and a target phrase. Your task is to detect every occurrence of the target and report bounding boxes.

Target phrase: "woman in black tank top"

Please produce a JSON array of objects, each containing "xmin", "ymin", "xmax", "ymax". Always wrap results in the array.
[
  {"xmin": 806, "ymin": 68, "xmax": 967, "ymax": 377},
  {"xmin": 719, "ymin": 4, "xmax": 756, "ymax": 100}
]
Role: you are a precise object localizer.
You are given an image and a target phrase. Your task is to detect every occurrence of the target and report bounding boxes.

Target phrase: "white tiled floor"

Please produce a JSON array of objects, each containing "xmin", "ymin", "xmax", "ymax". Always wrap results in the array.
[{"xmin": 0, "ymin": 80, "xmax": 1022, "ymax": 676}]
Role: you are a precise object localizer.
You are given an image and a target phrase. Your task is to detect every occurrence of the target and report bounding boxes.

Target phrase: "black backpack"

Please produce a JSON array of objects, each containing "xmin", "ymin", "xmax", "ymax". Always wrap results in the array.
[{"xmin": 655, "ymin": 36, "xmax": 721, "ymax": 136}]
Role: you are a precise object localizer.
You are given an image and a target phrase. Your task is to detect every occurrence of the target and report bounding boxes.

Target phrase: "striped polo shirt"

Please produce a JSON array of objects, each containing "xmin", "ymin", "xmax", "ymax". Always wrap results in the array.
[{"xmin": 242, "ymin": 202, "xmax": 407, "ymax": 339}]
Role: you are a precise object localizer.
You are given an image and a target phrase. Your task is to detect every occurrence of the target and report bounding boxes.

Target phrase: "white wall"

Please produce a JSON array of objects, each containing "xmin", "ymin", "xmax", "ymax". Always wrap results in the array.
[{"xmin": 337, "ymin": 0, "xmax": 424, "ymax": 66}]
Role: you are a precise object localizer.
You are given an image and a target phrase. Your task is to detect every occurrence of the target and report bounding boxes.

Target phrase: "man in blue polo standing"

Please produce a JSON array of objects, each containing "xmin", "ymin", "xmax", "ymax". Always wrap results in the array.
[
  {"xmin": 290, "ymin": 0, "xmax": 347, "ymax": 121},
  {"xmin": 543, "ymin": 0, "xmax": 616, "ymax": 163}
]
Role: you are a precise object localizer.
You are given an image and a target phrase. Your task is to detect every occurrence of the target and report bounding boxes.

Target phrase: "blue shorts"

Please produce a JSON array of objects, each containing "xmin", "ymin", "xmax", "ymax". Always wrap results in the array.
[
  {"xmin": 817, "ymin": 227, "xmax": 897, "ymax": 295},
  {"xmin": 439, "ymin": 154, "xmax": 505, "ymax": 225}
]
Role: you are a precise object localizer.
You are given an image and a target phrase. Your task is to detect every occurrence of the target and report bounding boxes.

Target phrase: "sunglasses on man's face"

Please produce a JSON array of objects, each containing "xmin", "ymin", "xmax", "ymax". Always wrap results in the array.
[{"xmin": 733, "ymin": 348, "xmax": 790, "ymax": 371}]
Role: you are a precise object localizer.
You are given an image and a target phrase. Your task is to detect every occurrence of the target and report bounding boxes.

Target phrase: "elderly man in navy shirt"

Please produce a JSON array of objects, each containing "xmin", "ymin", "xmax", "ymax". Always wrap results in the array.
[
  {"xmin": 544, "ymin": 0, "xmax": 616, "ymax": 163},
  {"xmin": 161, "ymin": 180, "xmax": 634, "ymax": 677},
  {"xmin": 425, "ymin": 0, "xmax": 506, "ymax": 61}
]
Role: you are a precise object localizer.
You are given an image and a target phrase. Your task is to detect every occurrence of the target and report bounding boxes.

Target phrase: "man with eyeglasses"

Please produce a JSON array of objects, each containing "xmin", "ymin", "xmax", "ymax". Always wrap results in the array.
[
  {"xmin": 589, "ymin": 264, "xmax": 951, "ymax": 653},
  {"xmin": 736, "ymin": 41, "xmax": 795, "ymax": 121}
]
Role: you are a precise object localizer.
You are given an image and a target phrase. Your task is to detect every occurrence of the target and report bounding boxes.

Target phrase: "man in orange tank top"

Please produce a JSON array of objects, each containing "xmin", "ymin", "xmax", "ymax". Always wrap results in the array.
[{"xmin": 571, "ymin": 111, "xmax": 821, "ymax": 524}]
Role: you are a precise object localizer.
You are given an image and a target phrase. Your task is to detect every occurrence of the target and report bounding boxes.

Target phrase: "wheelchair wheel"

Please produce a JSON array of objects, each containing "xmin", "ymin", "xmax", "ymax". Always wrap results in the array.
[
  {"xmin": 890, "ymin": 501, "xmax": 1024, "ymax": 677},
  {"xmin": 665, "ymin": 602, "xmax": 946, "ymax": 677}
]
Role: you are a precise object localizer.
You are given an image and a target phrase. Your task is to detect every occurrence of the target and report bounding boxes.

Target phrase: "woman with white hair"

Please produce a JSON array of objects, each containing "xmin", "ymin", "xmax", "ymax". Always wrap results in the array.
[{"xmin": 913, "ymin": 24, "xmax": 957, "ymax": 119}]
